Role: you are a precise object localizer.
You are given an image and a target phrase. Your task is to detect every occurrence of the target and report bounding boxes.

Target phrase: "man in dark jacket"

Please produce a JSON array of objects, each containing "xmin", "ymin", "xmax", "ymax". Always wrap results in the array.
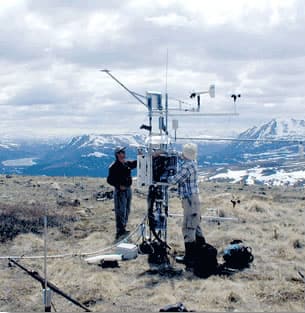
[{"xmin": 107, "ymin": 146, "xmax": 137, "ymax": 240}]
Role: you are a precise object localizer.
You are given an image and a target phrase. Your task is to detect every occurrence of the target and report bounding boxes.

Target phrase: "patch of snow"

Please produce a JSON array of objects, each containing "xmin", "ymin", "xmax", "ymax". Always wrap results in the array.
[
  {"xmin": 208, "ymin": 167, "xmax": 305, "ymax": 186},
  {"xmin": 259, "ymin": 169, "xmax": 305, "ymax": 186},
  {"xmin": 78, "ymin": 134, "xmax": 143, "ymax": 149},
  {"xmin": 83, "ymin": 152, "xmax": 107, "ymax": 158},
  {"xmin": 2, "ymin": 158, "xmax": 37, "ymax": 166},
  {"xmin": 0, "ymin": 143, "xmax": 19, "ymax": 149},
  {"xmin": 209, "ymin": 169, "xmax": 248, "ymax": 183}
]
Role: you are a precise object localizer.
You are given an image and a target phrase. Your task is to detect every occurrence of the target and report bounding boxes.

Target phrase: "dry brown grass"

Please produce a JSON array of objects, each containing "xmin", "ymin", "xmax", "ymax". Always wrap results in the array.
[{"xmin": 0, "ymin": 175, "xmax": 304, "ymax": 312}]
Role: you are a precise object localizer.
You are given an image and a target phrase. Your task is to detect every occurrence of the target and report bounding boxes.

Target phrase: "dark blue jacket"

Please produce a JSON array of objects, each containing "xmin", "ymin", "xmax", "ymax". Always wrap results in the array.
[{"xmin": 107, "ymin": 159, "xmax": 137, "ymax": 189}]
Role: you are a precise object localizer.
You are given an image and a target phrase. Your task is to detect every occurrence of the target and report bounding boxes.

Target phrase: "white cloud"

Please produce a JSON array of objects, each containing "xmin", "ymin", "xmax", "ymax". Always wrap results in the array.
[
  {"xmin": 0, "ymin": 0, "xmax": 304, "ymax": 139},
  {"xmin": 146, "ymin": 13, "xmax": 191, "ymax": 27}
]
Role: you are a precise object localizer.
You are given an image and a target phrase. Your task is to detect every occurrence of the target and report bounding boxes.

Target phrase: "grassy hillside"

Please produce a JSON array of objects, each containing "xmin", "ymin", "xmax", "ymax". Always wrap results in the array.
[{"xmin": 0, "ymin": 175, "xmax": 304, "ymax": 312}]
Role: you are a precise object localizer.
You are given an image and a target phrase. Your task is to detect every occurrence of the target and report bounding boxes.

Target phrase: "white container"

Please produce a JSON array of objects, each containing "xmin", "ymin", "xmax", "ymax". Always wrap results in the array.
[
  {"xmin": 115, "ymin": 243, "xmax": 138, "ymax": 260},
  {"xmin": 137, "ymin": 153, "xmax": 152, "ymax": 187},
  {"xmin": 85, "ymin": 254, "xmax": 122, "ymax": 264}
]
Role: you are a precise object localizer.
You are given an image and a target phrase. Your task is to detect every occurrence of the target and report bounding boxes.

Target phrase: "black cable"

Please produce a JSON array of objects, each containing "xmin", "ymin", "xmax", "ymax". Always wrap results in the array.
[
  {"xmin": 147, "ymin": 185, "xmax": 170, "ymax": 249},
  {"xmin": 51, "ymin": 301, "xmax": 57, "ymax": 312},
  {"xmin": 8, "ymin": 259, "xmax": 91, "ymax": 312}
]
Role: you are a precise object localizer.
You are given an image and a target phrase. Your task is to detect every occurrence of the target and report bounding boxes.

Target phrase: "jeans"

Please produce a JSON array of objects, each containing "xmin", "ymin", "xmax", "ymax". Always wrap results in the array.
[{"xmin": 114, "ymin": 187, "xmax": 132, "ymax": 235}]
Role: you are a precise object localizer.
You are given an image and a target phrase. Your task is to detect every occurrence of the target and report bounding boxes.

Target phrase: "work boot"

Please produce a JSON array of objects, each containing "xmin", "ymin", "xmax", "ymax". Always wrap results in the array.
[
  {"xmin": 184, "ymin": 241, "xmax": 197, "ymax": 271},
  {"xmin": 176, "ymin": 241, "xmax": 200, "ymax": 265},
  {"xmin": 115, "ymin": 229, "xmax": 124, "ymax": 240},
  {"xmin": 115, "ymin": 229, "xmax": 130, "ymax": 241},
  {"xmin": 122, "ymin": 230, "xmax": 130, "ymax": 238},
  {"xmin": 196, "ymin": 235, "xmax": 206, "ymax": 247}
]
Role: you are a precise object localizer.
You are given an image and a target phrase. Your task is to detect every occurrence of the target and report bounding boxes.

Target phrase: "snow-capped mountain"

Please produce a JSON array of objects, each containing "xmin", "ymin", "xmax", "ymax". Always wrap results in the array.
[
  {"xmin": 22, "ymin": 134, "xmax": 145, "ymax": 177},
  {"xmin": 232, "ymin": 118, "xmax": 305, "ymax": 148},
  {"xmin": 220, "ymin": 118, "xmax": 305, "ymax": 163},
  {"xmin": 207, "ymin": 118, "xmax": 305, "ymax": 185}
]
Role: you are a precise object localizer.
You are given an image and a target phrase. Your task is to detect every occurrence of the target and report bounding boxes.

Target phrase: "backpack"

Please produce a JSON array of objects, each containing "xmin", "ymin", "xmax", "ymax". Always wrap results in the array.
[
  {"xmin": 223, "ymin": 240, "xmax": 254, "ymax": 269},
  {"xmin": 193, "ymin": 242, "xmax": 218, "ymax": 278}
]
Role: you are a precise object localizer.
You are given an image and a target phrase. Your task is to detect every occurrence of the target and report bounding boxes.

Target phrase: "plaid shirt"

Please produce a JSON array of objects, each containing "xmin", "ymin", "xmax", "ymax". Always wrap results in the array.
[{"xmin": 168, "ymin": 159, "xmax": 199, "ymax": 198}]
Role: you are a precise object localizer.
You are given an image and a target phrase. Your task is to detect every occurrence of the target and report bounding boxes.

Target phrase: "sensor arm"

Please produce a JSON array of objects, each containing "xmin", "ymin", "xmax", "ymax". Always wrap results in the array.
[
  {"xmin": 100, "ymin": 69, "xmax": 147, "ymax": 107},
  {"xmin": 193, "ymin": 91, "xmax": 209, "ymax": 95}
]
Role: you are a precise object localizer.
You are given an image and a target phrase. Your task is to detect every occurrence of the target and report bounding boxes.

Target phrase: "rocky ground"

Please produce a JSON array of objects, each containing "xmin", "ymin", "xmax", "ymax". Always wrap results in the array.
[{"xmin": 0, "ymin": 174, "xmax": 304, "ymax": 312}]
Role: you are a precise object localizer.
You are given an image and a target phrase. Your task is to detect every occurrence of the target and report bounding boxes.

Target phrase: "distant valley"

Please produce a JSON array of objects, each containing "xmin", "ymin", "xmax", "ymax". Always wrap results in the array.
[{"xmin": 1, "ymin": 118, "xmax": 305, "ymax": 186}]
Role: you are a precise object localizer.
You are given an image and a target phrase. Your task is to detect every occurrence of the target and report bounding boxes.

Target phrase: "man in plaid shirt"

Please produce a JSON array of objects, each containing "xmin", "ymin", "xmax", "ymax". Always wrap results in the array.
[{"xmin": 168, "ymin": 143, "xmax": 205, "ymax": 269}]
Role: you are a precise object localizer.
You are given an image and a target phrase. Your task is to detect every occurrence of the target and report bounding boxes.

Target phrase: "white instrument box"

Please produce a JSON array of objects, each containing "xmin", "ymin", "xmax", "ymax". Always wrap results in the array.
[{"xmin": 115, "ymin": 243, "xmax": 138, "ymax": 260}]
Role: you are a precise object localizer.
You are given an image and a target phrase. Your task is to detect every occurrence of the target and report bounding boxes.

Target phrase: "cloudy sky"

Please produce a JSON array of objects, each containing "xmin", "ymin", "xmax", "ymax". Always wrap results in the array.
[{"xmin": 0, "ymin": 0, "xmax": 304, "ymax": 139}]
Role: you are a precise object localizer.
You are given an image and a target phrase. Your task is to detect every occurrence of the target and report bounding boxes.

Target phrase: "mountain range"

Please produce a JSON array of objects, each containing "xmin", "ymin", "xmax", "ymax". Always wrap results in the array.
[{"xmin": 1, "ymin": 118, "xmax": 305, "ymax": 185}]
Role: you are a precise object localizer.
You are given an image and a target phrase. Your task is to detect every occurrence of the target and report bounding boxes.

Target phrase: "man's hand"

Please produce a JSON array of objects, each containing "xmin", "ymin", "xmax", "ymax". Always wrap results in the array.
[
  {"xmin": 119, "ymin": 185, "xmax": 127, "ymax": 191},
  {"xmin": 152, "ymin": 150, "xmax": 162, "ymax": 158}
]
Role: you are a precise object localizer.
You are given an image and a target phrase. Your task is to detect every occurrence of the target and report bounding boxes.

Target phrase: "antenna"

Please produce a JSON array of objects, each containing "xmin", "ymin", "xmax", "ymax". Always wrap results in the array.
[
  {"xmin": 165, "ymin": 48, "xmax": 169, "ymax": 133},
  {"xmin": 165, "ymin": 48, "xmax": 169, "ymax": 95}
]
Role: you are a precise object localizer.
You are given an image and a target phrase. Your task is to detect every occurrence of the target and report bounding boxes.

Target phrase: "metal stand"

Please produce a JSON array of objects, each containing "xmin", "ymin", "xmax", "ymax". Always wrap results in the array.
[
  {"xmin": 43, "ymin": 210, "xmax": 51, "ymax": 312},
  {"xmin": 43, "ymin": 288, "xmax": 52, "ymax": 312}
]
